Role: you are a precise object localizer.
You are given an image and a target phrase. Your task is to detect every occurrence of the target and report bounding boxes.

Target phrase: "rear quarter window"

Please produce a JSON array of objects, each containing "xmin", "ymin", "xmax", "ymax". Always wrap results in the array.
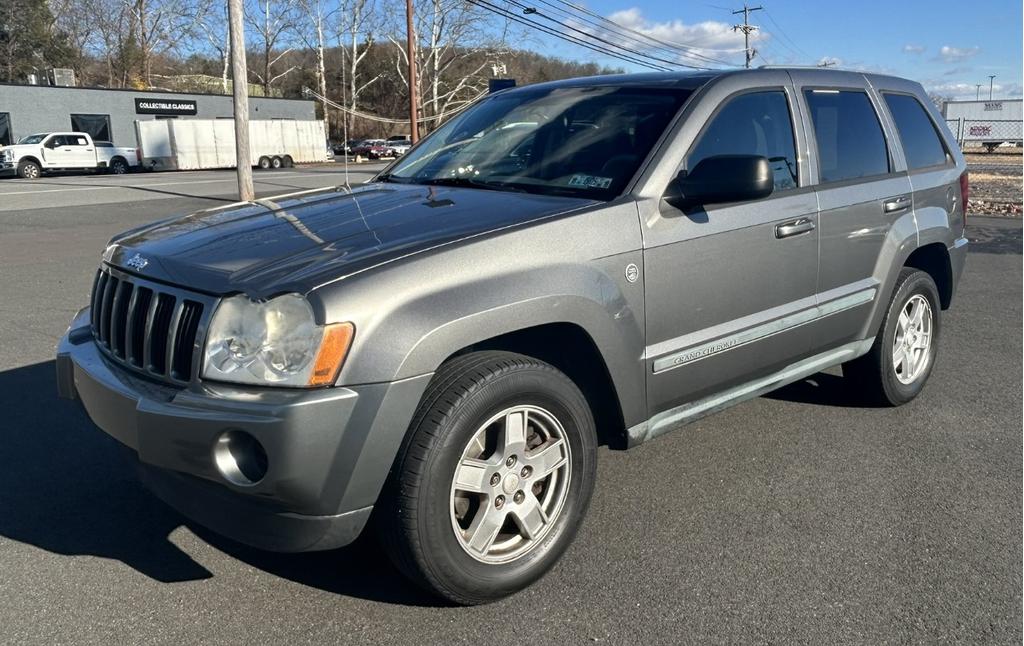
[
  {"xmin": 804, "ymin": 89, "xmax": 890, "ymax": 183},
  {"xmin": 883, "ymin": 93, "xmax": 950, "ymax": 169}
]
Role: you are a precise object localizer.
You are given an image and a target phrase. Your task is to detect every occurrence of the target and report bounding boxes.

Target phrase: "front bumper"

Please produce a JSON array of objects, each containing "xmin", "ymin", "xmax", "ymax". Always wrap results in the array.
[{"xmin": 57, "ymin": 308, "xmax": 432, "ymax": 552}]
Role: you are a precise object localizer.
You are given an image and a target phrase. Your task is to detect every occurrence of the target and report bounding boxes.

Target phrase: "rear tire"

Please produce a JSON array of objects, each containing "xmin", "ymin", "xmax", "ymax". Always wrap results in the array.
[
  {"xmin": 17, "ymin": 160, "xmax": 41, "ymax": 179},
  {"xmin": 257, "ymin": 156, "xmax": 271, "ymax": 170},
  {"xmin": 377, "ymin": 351, "xmax": 597, "ymax": 605},
  {"xmin": 844, "ymin": 268, "xmax": 941, "ymax": 406},
  {"xmin": 271, "ymin": 156, "xmax": 283, "ymax": 169},
  {"xmin": 109, "ymin": 158, "xmax": 129, "ymax": 175},
  {"xmin": 282, "ymin": 155, "xmax": 294, "ymax": 168}
]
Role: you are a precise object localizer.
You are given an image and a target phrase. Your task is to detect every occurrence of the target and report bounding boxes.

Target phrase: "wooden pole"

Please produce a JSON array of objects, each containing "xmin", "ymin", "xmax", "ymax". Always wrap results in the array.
[
  {"xmin": 405, "ymin": 0, "xmax": 419, "ymax": 143},
  {"xmin": 228, "ymin": 0, "xmax": 254, "ymax": 201}
]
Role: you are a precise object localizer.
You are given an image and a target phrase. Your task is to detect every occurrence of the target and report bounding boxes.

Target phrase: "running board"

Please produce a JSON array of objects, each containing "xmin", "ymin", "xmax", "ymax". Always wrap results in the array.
[{"xmin": 626, "ymin": 339, "xmax": 874, "ymax": 448}]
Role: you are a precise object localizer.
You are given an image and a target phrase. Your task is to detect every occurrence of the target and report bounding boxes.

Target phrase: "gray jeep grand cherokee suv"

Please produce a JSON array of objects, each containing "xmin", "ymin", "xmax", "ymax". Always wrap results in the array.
[{"xmin": 57, "ymin": 68, "xmax": 968, "ymax": 604}]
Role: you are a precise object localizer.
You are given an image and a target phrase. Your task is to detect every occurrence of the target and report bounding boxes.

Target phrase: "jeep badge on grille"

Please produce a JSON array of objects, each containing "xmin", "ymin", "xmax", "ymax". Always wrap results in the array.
[{"xmin": 125, "ymin": 253, "xmax": 149, "ymax": 271}]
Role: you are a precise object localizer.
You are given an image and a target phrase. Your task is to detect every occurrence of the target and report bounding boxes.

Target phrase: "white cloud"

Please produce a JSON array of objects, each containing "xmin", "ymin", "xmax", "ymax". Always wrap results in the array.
[
  {"xmin": 902, "ymin": 44, "xmax": 926, "ymax": 54},
  {"xmin": 596, "ymin": 8, "xmax": 752, "ymax": 67},
  {"xmin": 936, "ymin": 45, "xmax": 980, "ymax": 63},
  {"xmin": 925, "ymin": 80, "xmax": 1022, "ymax": 101}
]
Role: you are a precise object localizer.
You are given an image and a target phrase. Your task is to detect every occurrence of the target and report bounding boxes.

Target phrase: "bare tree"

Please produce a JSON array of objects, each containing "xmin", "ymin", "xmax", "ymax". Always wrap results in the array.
[
  {"xmin": 296, "ymin": 0, "xmax": 340, "ymax": 127},
  {"xmin": 124, "ymin": 0, "xmax": 213, "ymax": 86},
  {"xmin": 245, "ymin": 0, "xmax": 300, "ymax": 95},
  {"xmin": 388, "ymin": 0, "xmax": 509, "ymax": 130},
  {"xmin": 335, "ymin": 0, "xmax": 379, "ymax": 135}
]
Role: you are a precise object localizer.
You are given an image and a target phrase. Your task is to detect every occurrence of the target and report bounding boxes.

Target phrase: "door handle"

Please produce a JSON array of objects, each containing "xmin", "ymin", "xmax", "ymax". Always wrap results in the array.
[
  {"xmin": 775, "ymin": 217, "xmax": 815, "ymax": 239},
  {"xmin": 883, "ymin": 195, "xmax": 911, "ymax": 213}
]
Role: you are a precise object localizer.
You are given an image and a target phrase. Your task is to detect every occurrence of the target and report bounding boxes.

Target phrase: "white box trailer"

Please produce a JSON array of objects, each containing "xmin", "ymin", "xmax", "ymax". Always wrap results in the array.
[
  {"xmin": 136, "ymin": 119, "xmax": 329, "ymax": 171},
  {"xmin": 942, "ymin": 99, "xmax": 1023, "ymax": 151}
]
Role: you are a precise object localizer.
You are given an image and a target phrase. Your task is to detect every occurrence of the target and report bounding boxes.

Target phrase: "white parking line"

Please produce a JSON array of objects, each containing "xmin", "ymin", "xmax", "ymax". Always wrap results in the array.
[{"xmin": 0, "ymin": 172, "xmax": 338, "ymax": 196}]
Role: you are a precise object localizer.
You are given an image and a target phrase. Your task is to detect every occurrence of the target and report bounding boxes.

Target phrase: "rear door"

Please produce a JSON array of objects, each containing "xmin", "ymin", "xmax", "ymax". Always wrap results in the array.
[
  {"xmin": 877, "ymin": 88, "xmax": 964, "ymax": 243},
  {"xmin": 640, "ymin": 72, "xmax": 820, "ymax": 416},
  {"xmin": 789, "ymin": 71, "xmax": 915, "ymax": 351},
  {"xmin": 67, "ymin": 134, "xmax": 96, "ymax": 167}
]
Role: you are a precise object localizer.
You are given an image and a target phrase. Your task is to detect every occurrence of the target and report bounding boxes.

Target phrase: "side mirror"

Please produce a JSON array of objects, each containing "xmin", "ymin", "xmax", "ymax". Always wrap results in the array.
[
  {"xmin": 665, "ymin": 154, "xmax": 774, "ymax": 208},
  {"xmin": 43, "ymin": 139, "xmax": 56, "ymax": 149}
]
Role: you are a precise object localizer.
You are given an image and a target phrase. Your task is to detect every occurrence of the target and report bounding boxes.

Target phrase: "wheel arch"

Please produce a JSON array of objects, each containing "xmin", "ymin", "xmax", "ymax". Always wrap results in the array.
[
  {"xmin": 903, "ymin": 242, "xmax": 953, "ymax": 309},
  {"xmin": 18, "ymin": 155, "xmax": 42, "ymax": 167},
  {"xmin": 442, "ymin": 323, "xmax": 628, "ymax": 449}
]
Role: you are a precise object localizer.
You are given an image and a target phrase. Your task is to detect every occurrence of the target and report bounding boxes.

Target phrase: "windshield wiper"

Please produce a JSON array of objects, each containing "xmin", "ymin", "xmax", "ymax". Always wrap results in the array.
[{"xmin": 420, "ymin": 177, "xmax": 527, "ymax": 193}]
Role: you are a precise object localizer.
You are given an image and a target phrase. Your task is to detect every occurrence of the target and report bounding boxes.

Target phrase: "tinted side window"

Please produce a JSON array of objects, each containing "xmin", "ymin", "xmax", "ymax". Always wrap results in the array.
[
  {"xmin": 883, "ymin": 93, "xmax": 949, "ymax": 169},
  {"xmin": 804, "ymin": 90, "xmax": 889, "ymax": 183},
  {"xmin": 689, "ymin": 91, "xmax": 798, "ymax": 191}
]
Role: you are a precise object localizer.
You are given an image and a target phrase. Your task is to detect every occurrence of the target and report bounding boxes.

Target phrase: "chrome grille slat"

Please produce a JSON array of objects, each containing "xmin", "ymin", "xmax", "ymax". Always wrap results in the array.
[
  {"xmin": 88, "ymin": 265, "xmax": 215, "ymax": 385},
  {"xmin": 98, "ymin": 276, "xmax": 118, "ymax": 346},
  {"xmin": 142, "ymin": 293, "xmax": 159, "ymax": 372},
  {"xmin": 110, "ymin": 280, "xmax": 132, "ymax": 357},
  {"xmin": 164, "ymin": 299, "xmax": 185, "ymax": 381}
]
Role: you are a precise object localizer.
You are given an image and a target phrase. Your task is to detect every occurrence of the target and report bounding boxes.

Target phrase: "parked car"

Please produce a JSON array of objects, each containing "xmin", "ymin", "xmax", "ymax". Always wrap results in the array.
[
  {"xmin": 351, "ymin": 139, "xmax": 389, "ymax": 159},
  {"xmin": 386, "ymin": 139, "xmax": 412, "ymax": 156},
  {"xmin": 57, "ymin": 69, "xmax": 968, "ymax": 605},
  {"xmin": 387, "ymin": 133, "xmax": 411, "ymax": 142},
  {"xmin": 1, "ymin": 132, "xmax": 139, "ymax": 178}
]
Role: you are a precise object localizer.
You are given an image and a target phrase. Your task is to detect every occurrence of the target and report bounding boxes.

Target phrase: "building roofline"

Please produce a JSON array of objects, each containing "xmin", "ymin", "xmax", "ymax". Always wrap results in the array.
[{"xmin": 0, "ymin": 81, "xmax": 313, "ymax": 103}]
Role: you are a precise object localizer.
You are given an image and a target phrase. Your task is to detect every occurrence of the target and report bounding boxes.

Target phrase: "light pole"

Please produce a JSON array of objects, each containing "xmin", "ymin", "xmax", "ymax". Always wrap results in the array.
[
  {"xmin": 988, "ymin": 75, "xmax": 996, "ymax": 100},
  {"xmin": 405, "ymin": 0, "xmax": 419, "ymax": 143},
  {"xmin": 975, "ymin": 84, "xmax": 981, "ymax": 100},
  {"xmin": 228, "ymin": 0, "xmax": 253, "ymax": 201}
]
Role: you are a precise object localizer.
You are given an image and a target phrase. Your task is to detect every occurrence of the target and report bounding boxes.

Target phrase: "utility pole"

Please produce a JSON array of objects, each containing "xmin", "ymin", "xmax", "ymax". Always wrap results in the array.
[
  {"xmin": 405, "ymin": 0, "xmax": 419, "ymax": 143},
  {"xmin": 228, "ymin": 0, "xmax": 254, "ymax": 201},
  {"xmin": 732, "ymin": 4, "xmax": 762, "ymax": 69},
  {"xmin": 975, "ymin": 84, "xmax": 982, "ymax": 100},
  {"xmin": 988, "ymin": 75, "xmax": 996, "ymax": 100}
]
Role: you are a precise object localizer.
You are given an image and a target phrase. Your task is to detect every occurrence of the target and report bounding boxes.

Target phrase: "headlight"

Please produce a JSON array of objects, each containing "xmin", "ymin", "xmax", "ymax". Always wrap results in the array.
[{"xmin": 202, "ymin": 293, "xmax": 354, "ymax": 387}]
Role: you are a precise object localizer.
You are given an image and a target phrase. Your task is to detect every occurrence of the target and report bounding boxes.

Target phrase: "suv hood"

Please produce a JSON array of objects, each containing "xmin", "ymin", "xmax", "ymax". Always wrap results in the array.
[{"xmin": 106, "ymin": 182, "xmax": 596, "ymax": 297}]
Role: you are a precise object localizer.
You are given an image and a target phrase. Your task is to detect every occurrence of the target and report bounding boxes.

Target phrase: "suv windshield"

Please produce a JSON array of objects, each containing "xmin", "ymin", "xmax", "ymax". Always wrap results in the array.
[
  {"xmin": 384, "ymin": 85, "xmax": 692, "ymax": 199},
  {"xmin": 18, "ymin": 134, "xmax": 48, "ymax": 145}
]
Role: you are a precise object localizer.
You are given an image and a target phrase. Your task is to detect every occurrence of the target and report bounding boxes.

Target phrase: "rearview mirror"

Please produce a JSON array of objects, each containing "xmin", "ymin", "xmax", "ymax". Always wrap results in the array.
[{"xmin": 665, "ymin": 154, "xmax": 773, "ymax": 209}]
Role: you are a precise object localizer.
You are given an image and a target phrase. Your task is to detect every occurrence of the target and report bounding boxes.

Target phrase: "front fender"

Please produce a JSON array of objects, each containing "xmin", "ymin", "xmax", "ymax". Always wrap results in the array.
[{"xmin": 313, "ymin": 200, "xmax": 647, "ymax": 427}]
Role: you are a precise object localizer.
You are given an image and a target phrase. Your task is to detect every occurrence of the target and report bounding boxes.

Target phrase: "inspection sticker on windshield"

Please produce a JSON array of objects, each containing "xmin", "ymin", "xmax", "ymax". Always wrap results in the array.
[{"xmin": 568, "ymin": 174, "xmax": 612, "ymax": 189}]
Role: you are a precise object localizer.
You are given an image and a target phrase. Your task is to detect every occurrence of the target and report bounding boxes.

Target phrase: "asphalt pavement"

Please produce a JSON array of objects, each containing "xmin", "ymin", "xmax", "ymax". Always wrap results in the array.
[{"xmin": 0, "ymin": 168, "xmax": 1019, "ymax": 645}]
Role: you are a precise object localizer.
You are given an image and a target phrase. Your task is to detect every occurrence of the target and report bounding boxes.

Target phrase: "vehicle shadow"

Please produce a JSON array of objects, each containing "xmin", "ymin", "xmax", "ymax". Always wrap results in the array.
[
  {"xmin": 762, "ymin": 371, "xmax": 885, "ymax": 408},
  {"xmin": 0, "ymin": 360, "xmax": 440, "ymax": 606}
]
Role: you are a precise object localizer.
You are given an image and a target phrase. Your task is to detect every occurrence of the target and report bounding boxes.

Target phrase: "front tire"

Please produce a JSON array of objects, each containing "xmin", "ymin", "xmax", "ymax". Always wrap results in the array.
[
  {"xmin": 17, "ymin": 160, "xmax": 41, "ymax": 179},
  {"xmin": 378, "ymin": 351, "xmax": 597, "ymax": 605},
  {"xmin": 844, "ymin": 268, "xmax": 941, "ymax": 405}
]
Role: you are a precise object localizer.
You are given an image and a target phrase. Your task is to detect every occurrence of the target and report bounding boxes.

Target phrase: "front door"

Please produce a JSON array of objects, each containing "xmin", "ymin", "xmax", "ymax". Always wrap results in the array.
[{"xmin": 642, "ymin": 82, "xmax": 820, "ymax": 418}]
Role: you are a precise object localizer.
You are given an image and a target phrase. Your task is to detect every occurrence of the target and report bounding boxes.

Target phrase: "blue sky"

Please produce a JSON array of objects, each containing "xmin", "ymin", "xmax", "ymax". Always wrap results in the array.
[{"xmin": 523, "ymin": 0, "xmax": 1023, "ymax": 100}]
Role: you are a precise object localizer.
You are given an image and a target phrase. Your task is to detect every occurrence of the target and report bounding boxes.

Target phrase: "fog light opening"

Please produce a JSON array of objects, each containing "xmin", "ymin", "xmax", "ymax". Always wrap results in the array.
[{"xmin": 214, "ymin": 430, "xmax": 268, "ymax": 486}]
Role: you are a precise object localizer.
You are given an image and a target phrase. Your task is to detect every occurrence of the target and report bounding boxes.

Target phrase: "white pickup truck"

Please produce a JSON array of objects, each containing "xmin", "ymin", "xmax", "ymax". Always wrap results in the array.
[{"xmin": 0, "ymin": 132, "xmax": 140, "ymax": 179}]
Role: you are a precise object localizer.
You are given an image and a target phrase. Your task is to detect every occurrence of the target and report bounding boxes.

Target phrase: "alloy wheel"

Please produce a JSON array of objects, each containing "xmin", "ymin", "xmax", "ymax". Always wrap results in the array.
[
  {"xmin": 449, "ymin": 405, "xmax": 571, "ymax": 564},
  {"xmin": 892, "ymin": 294, "xmax": 933, "ymax": 384}
]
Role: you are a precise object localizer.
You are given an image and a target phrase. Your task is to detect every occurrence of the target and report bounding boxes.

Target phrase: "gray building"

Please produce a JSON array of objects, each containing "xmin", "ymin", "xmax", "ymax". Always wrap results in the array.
[{"xmin": 0, "ymin": 83, "xmax": 316, "ymax": 147}]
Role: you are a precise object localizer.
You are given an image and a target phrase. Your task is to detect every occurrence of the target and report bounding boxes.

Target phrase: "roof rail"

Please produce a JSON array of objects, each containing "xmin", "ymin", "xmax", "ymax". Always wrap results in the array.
[{"xmin": 756, "ymin": 64, "xmax": 845, "ymax": 70}]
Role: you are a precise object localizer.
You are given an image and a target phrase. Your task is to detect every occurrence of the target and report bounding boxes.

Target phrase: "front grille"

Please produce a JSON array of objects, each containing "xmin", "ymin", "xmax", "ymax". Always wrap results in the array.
[{"xmin": 90, "ymin": 265, "xmax": 212, "ymax": 384}]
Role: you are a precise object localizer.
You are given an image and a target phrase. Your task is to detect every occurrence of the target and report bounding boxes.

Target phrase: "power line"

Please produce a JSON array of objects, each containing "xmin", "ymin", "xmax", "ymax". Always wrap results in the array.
[
  {"xmin": 468, "ymin": 0, "xmax": 673, "ymax": 71},
  {"xmin": 505, "ymin": 0, "xmax": 712, "ymax": 70},
  {"xmin": 760, "ymin": 8, "xmax": 812, "ymax": 62},
  {"xmin": 526, "ymin": 0, "xmax": 728, "ymax": 68},
  {"xmin": 732, "ymin": 4, "xmax": 762, "ymax": 69},
  {"xmin": 547, "ymin": 0, "xmax": 741, "ymax": 65}
]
